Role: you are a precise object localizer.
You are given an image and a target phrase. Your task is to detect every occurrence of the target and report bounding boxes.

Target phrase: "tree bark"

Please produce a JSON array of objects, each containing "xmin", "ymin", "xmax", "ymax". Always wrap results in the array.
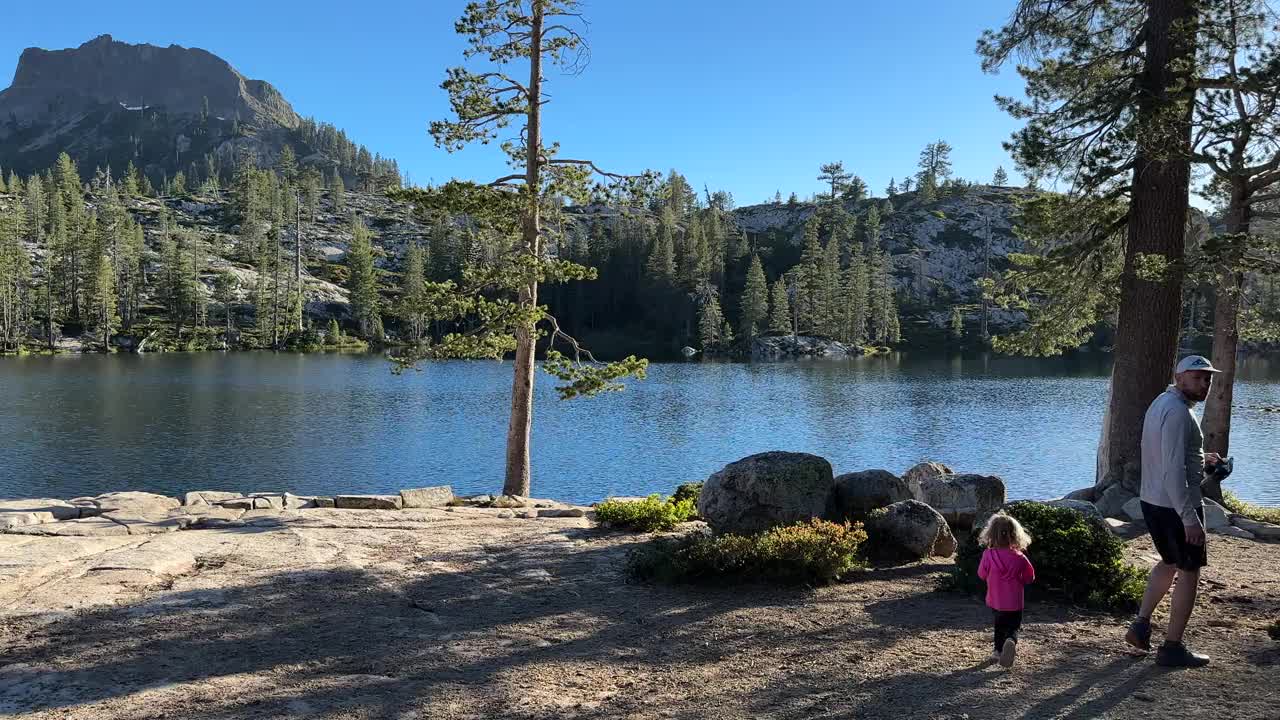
[
  {"xmin": 1098, "ymin": 0, "xmax": 1198, "ymax": 492},
  {"xmin": 502, "ymin": 3, "xmax": 544, "ymax": 498},
  {"xmin": 1202, "ymin": 179, "xmax": 1249, "ymax": 456}
]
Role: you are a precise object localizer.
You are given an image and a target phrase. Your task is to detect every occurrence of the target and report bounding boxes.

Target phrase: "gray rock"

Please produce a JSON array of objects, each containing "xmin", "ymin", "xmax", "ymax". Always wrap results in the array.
[
  {"xmin": 0, "ymin": 511, "xmax": 56, "ymax": 530},
  {"xmin": 1095, "ymin": 484, "xmax": 1136, "ymax": 519},
  {"xmin": 105, "ymin": 516, "xmax": 185, "ymax": 535},
  {"xmin": 93, "ymin": 491, "xmax": 180, "ymax": 515},
  {"xmin": 918, "ymin": 473, "xmax": 1006, "ymax": 529},
  {"xmin": 334, "ymin": 495, "xmax": 403, "ymax": 510},
  {"xmin": 7, "ymin": 517, "xmax": 131, "ymax": 537},
  {"xmin": 1203, "ymin": 499, "xmax": 1230, "ymax": 531},
  {"xmin": 218, "ymin": 498, "xmax": 257, "ymax": 510},
  {"xmin": 311, "ymin": 496, "xmax": 336, "ymax": 508},
  {"xmin": 751, "ymin": 335, "xmax": 851, "ymax": 360},
  {"xmin": 1064, "ymin": 486, "xmax": 1097, "ymax": 503},
  {"xmin": 182, "ymin": 491, "xmax": 243, "ymax": 506},
  {"xmin": 1122, "ymin": 496, "xmax": 1145, "ymax": 521},
  {"xmin": 252, "ymin": 496, "xmax": 284, "ymax": 510},
  {"xmin": 69, "ymin": 497, "xmax": 102, "ymax": 517},
  {"xmin": 497, "ymin": 510, "xmax": 516, "ymax": 519},
  {"xmin": 0, "ymin": 499, "xmax": 80, "ymax": 521},
  {"xmin": 901, "ymin": 461, "xmax": 952, "ymax": 501},
  {"xmin": 832, "ymin": 470, "xmax": 914, "ymax": 519},
  {"xmin": 696, "ymin": 451, "xmax": 835, "ymax": 535},
  {"xmin": 283, "ymin": 493, "xmax": 319, "ymax": 509},
  {"xmin": 537, "ymin": 508, "xmax": 586, "ymax": 518},
  {"xmin": 516, "ymin": 510, "xmax": 536, "ymax": 519},
  {"xmin": 400, "ymin": 486, "xmax": 455, "ymax": 508},
  {"xmin": 867, "ymin": 500, "xmax": 957, "ymax": 560},
  {"xmin": 1105, "ymin": 517, "xmax": 1149, "ymax": 540},
  {"xmin": 1211, "ymin": 525, "xmax": 1255, "ymax": 540},
  {"xmin": 1229, "ymin": 516, "xmax": 1280, "ymax": 540},
  {"xmin": 491, "ymin": 495, "xmax": 528, "ymax": 509},
  {"xmin": 464, "ymin": 495, "xmax": 495, "ymax": 505},
  {"xmin": 1046, "ymin": 499, "xmax": 1109, "ymax": 531}
]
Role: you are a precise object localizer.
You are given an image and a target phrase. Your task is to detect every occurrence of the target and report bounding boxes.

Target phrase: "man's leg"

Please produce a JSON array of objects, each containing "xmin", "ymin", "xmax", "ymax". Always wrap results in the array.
[
  {"xmin": 1165, "ymin": 568, "xmax": 1199, "ymax": 643},
  {"xmin": 1139, "ymin": 562, "xmax": 1177, "ymax": 619}
]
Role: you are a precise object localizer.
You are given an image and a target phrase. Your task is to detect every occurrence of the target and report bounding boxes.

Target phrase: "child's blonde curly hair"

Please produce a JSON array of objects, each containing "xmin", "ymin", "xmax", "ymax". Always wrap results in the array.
[{"xmin": 979, "ymin": 512, "xmax": 1032, "ymax": 551}]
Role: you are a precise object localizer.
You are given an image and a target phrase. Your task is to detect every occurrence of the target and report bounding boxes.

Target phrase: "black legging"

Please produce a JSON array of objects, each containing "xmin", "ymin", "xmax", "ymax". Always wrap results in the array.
[{"xmin": 993, "ymin": 610, "xmax": 1023, "ymax": 653}]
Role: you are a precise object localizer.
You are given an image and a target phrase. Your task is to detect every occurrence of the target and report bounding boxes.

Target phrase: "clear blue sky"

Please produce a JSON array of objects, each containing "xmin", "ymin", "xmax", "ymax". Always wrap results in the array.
[{"xmin": 0, "ymin": 1, "xmax": 1032, "ymax": 206}]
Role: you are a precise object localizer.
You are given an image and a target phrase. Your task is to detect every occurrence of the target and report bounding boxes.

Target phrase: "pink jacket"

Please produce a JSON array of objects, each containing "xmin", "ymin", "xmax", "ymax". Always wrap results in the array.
[{"xmin": 978, "ymin": 547, "xmax": 1035, "ymax": 611}]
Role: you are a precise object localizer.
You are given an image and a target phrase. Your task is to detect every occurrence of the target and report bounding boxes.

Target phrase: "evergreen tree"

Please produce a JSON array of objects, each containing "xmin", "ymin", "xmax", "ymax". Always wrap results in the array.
[
  {"xmin": 916, "ymin": 140, "xmax": 954, "ymax": 190},
  {"xmin": 0, "ymin": 198, "xmax": 31, "ymax": 352},
  {"xmin": 330, "ymin": 170, "xmax": 346, "ymax": 213},
  {"xmin": 171, "ymin": 171, "xmax": 187, "ymax": 197},
  {"xmin": 346, "ymin": 213, "xmax": 379, "ymax": 338},
  {"xmin": 818, "ymin": 236, "xmax": 842, "ymax": 336},
  {"xmin": 817, "ymin": 161, "xmax": 852, "ymax": 200},
  {"xmin": 397, "ymin": 242, "xmax": 430, "ymax": 343},
  {"xmin": 840, "ymin": 253, "xmax": 869, "ymax": 345},
  {"xmin": 861, "ymin": 206, "xmax": 882, "ymax": 250},
  {"xmin": 213, "ymin": 271, "xmax": 239, "ymax": 346},
  {"xmin": 951, "ymin": 305, "xmax": 964, "ymax": 339},
  {"xmin": 886, "ymin": 177, "xmax": 897, "ymax": 196},
  {"xmin": 6, "ymin": 171, "xmax": 20, "ymax": 196},
  {"xmin": 646, "ymin": 209, "xmax": 677, "ymax": 282},
  {"xmin": 123, "ymin": 161, "xmax": 140, "ymax": 197},
  {"xmin": 0, "ymin": 169, "xmax": 6, "ymax": 194},
  {"xmin": 992, "ymin": 165, "xmax": 1009, "ymax": 186},
  {"xmin": 697, "ymin": 294, "xmax": 724, "ymax": 350},
  {"xmin": 86, "ymin": 253, "xmax": 117, "ymax": 351},
  {"xmin": 842, "ymin": 175, "xmax": 868, "ymax": 203},
  {"xmin": 739, "ymin": 254, "xmax": 769, "ymax": 340},
  {"xmin": 795, "ymin": 219, "xmax": 823, "ymax": 332},
  {"xmin": 277, "ymin": 145, "xmax": 298, "ymax": 183},
  {"xmin": 768, "ymin": 278, "xmax": 791, "ymax": 334}
]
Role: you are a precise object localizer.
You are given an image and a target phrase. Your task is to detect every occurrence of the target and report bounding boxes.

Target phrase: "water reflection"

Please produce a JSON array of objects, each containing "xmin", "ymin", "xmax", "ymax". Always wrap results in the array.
[{"xmin": 0, "ymin": 351, "xmax": 1276, "ymax": 505}]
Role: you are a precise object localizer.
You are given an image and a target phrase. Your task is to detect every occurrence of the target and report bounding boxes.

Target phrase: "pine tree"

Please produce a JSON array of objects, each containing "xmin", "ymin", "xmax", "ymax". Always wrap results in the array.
[
  {"xmin": 951, "ymin": 305, "xmax": 964, "ymax": 339},
  {"xmin": 842, "ymin": 176, "xmax": 868, "ymax": 203},
  {"xmin": 0, "ymin": 170, "xmax": 6, "ymax": 194},
  {"xmin": 886, "ymin": 177, "xmax": 897, "ymax": 196},
  {"xmin": 916, "ymin": 140, "xmax": 954, "ymax": 190},
  {"xmin": 346, "ymin": 213, "xmax": 379, "ymax": 338},
  {"xmin": 840, "ymin": 253, "xmax": 869, "ymax": 345},
  {"xmin": 795, "ymin": 219, "xmax": 823, "ymax": 332},
  {"xmin": 277, "ymin": 145, "xmax": 298, "ymax": 183},
  {"xmin": 87, "ymin": 253, "xmax": 117, "ymax": 351},
  {"xmin": 768, "ymin": 279, "xmax": 791, "ymax": 334},
  {"xmin": 397, "ymin": 242, "xmax": 430, "ymax": 343},
  {"xmin": 817, "ymin": 161, "xmax": 852, "ymax": 200},
  {"xmin": 739, "ymin": 254, "xmax": 769, "ymax": 341},
  {"xmin": 330, "ymin": 170, "xmax": 346, "ymax": 214},
  {"xmin": 6, "ymin": 171, "xmax": 19, "ymax": 195},
  {"xmin": 171, "ymin": 171, "xmax": 187, "ymax": 197},
  {"xmin": 862, "ymin": 206, "xmax": 882, "ymax": 251},
  {"xmin": 697, "ymin": 294, "xmax": 724, "ymax": 350},
  {"xmin": 0, "ymin": 198, "xmax": 31, "ymax": 352},
  {"xmin": 646, "ymin": 209, "xmax": 677, "ymax": 282},
  {"xmin": 123, "ymin": 161, "xmax": 140, "ymax": 197},
  {"xmin": 213, "ymin": 271, "xmax": 238, "ymax": 346},
  {"xmin": 992, "ymin": 165, "xmax": 1009, "ymax": 186}
]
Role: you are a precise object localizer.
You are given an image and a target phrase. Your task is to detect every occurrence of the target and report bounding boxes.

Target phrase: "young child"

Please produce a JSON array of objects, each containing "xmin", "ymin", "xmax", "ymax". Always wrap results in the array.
[{"xmin": 977, "ymin": 513, "xmax": 1036, "ymax": 668}]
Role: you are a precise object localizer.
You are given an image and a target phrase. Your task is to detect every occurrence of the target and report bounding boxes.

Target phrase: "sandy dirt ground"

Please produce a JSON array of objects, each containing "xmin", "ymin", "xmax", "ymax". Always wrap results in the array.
[{"xmin": 1, "ymin": 506, "xmax": 1277, "ymax": 719}]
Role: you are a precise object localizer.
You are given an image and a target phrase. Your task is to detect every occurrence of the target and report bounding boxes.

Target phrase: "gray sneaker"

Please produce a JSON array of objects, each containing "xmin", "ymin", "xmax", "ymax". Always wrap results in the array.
[
  {"xmin": 1155, "ymin": 642, "xmax": 1210, "ymax": 668},
  {"xmin": 1125, "ymin": 618, "xmax": 1152, "ymax": 651}
]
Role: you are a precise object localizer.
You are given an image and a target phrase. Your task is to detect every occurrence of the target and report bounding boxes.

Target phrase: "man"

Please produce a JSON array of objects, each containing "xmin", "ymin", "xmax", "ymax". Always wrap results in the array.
[{"xmin": 1125, "ymin": 355, "xmax": 1221, "ymax": 667}]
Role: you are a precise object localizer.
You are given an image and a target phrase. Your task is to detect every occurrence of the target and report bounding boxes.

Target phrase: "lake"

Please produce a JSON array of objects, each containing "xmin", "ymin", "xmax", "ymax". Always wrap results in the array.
[{"xmin": 2, "ymin": 351, "xmax": 1278, "ymax": 505}]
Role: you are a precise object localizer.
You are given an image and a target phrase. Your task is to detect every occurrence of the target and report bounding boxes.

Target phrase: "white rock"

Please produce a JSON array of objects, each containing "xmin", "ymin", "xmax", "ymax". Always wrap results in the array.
[
  {"xmin": 400, "ymin": 486, "xmax": 455, "ymax": 508},
  {"xmin": 0, "ymin": 499, "xmax": 80, "ymax": 521},
  {"xmin": 1229, "ymin": 516, "xmax": 1280, "ymax": 539},
  {"xmin": 1203, "ymin": 499, "xmax": 1230, "ymax": 531},
  {"xmin": 1211, "ymin": 525, "xmax": 1255, "ymax": 540},
  {"xmin": 1122, "ymin": 496, "xmax": 1145, "ymax": 521}
]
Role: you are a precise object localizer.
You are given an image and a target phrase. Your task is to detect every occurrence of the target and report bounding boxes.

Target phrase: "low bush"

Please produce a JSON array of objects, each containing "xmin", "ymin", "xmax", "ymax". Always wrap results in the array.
[
  {"xmin": 1223, "ymin": 490, "xmax": 1280, "ymax": 525},
  {"xmin": 626, "ymin": 518, "xmax": 867, "ymax": 586},
  {"xmin": 671, "ymin": 482, "xmax": 702, "ymax": 506},
  {"xmin": 595, "ymin": 494, "xmax": 696, "ymax": 532},
  {"xmin": 949, "ymin": 501, "xmax": 1146, "ymax": 612}
]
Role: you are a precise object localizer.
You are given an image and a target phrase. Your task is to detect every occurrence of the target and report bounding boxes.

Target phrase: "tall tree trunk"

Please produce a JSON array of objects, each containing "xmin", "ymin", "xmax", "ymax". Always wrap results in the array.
[
  {"xmin": 295, "ymin": 192, "xmax": 304, "ymax": 333},
  {"xmin": 1098, "ymin": 0, "xmax": 1198, "ymax": 493},
  {"xmin": 502, "ymin": 4, "xmax": 543, "ymax": 498},
  {"xmin": 1202, "ymin": 180, "xmax": 1250, "ymax": 456},
  {"xmin": 271, "ymin": 232, "xmax": 282, "ymax": 349}
]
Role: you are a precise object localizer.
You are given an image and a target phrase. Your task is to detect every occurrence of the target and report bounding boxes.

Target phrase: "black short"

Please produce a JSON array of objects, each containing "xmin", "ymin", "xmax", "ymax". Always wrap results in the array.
[{"xmin": 1141, "ymin": 501, "xmax": 1207, "ymax": 572}]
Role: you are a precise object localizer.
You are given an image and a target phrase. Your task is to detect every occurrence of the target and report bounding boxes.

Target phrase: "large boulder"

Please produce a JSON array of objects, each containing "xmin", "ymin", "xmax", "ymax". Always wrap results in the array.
[
  {"xmin": 1230, "ymin": 515, "xmax": 1280, "ymax": 540},
  {"xmin": 93, "ymin": 492, "xmax": 180, "ymax": 516},
  {"xmin": 832, "ymin": 470, "xmax": 914, "ymax": 519},
  {"xmin": 866, "ymin": 500, "xmax": 957, "ymax": 560},
  {"xmin": 902, "ymin": 461, "xmax": 952, "ymax": 500},
  {"xmin": 1094, "ymin": 484, "xmax": 1136, "ymax": 519},
  {"xmin": 918, "ymin": 473, "xmax": 1006, "ymax": 529},
  {"xmin": 1045, "ymin": 499, "xmax": 1109, "ymax": 532},
  {"xmin": 400, "ymin": 486, "xmax": 455, "ymax": 508},
  {"xmin": 1202, "ymin": 499, "xmax": 1230, "ymax": 531},
  {"xmin": 696, "ymin": 451, "xmax": 835, "ymax": 534}
]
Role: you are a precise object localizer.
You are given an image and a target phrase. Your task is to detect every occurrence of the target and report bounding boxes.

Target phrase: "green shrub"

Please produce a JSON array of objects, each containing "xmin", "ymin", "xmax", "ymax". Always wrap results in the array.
[
  {"xmin": 672, "ymin": 482, "xmax": 702, "ymax": 506},
  {"xmin": 1223, "ymin": 490, "xmax": 1280, "ymax": 525},
  {"xmin": 949, "ymin": 501, "xmax": 1146, "ymax": 612},
  {"xmin": 595, "ymin": 494, "xmax": 696, "ymax": 532},
  {"xmin": 626, "ymin": 518, "xmax": 867, "ymax": 586}
]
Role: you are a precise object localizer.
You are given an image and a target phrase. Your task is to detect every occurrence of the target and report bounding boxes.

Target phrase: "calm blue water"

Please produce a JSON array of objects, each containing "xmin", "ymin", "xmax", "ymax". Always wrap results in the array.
[{"xmin": 1, "ymin": 352, "xmax": 1278, "ymax": 505}]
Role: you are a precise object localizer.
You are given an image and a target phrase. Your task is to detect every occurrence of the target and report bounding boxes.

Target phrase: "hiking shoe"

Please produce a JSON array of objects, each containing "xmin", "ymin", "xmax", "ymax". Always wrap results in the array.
[
  {"xmin": 1125, "ymin": 618, "xmax": 1152, "ymax": 652},
  {"xmin": 1155, "ymin": 642, "xmax": 1210, "ymax": 668},
  {"xmin": 998, "ymin": 638, "xmax": 1017, "ymax": 668}
]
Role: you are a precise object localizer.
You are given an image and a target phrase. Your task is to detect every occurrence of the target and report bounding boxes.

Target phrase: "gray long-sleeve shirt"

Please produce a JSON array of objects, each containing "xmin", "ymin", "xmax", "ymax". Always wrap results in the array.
[{"xmin": 1140, "ymin": 386, "xmax": 1205, "ymax": 527}]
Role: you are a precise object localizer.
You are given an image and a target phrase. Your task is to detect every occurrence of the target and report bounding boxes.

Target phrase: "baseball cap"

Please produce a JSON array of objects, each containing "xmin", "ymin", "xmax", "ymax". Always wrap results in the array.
[{"xmin": 1175, "ymin": 355, "xmax": 1221, "ymax": 374}]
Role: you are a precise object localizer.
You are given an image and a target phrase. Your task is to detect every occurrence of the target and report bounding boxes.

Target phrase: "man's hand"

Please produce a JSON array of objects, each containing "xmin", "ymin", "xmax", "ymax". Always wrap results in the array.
[
  {"xmin": 1185, "ymin": 524, "xmax": 1206, "ymax": 546},
  {"xmin": 1204, "ymin": 452, "xmax": 1222, "ymax": 468}
]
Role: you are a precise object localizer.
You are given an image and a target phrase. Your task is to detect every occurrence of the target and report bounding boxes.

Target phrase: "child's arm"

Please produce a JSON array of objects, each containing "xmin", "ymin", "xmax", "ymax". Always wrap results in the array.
[
  {"xmin": 1020, "ymin": 553, "xmax": 1035, "ymax": 584},
  {"xmin": 977, "ymin": 550, "xmax": 990, "ymax": 581}
]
